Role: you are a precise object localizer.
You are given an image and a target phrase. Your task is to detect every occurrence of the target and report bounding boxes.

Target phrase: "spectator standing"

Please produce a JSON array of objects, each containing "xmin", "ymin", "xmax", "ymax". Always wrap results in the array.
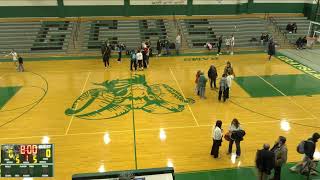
[
  {"xmin": 270, "ymin": 136, "xmax": 288, "ymax": 180},
  {"xmin": 225, "ymin": 72, "xmax": 234, "ymax": 99},
  {"xmin": 195, "ymin": 70, "xmax": 201, "ymax": 96},
  {"xmin": 102, "ymin": 44, "xmax": 111, "ymax": 68},
  {"xmin": 136, "ymin": 49, "xmax": 143, "ymax": 71},
  {"xmin": 130, "ymin": 50, "xmax": 137, "ymax": 71},
  {"xmin": 290, "ymin": 133, "xmax": 320, "ymax": 175},
  {"xmin": 218, "ymin": 74, "xmax": 228, "ymax": 102},
  {"xmin": 227, "ymin": 119, "xmax": 243, "ymax": 157},
  {"xmin": 256, "ymin": 144, "xmax": 275, "ymax": 180},
  {"xmin": 208, "ymin": 65, "xmax": 218, "ymax": 89},
  {"xmin": 198, "ymin": 72, "xmax": 207, "ymax": 99},
  {"xmin": 175, "ymin": 33, "xmax": 181, "ymax": 55},
  {"xmin": 156, "ymin": 39, "xmax": 162, "ymax": 56},
  {"xmin": 260, "ymin": 33, "xmax": 265, "ymax": 46},
  {"xmin": 267, "ymin": 40, "xmax": 276, "ymax": 61},
  {"xmin": 117, "ymin": 44, "xmax": 122, "ymax": 62},
  {"xmin": 230, "ymin": 34, "xmax": 235, "ymax": 55},
  {"xmin": 225, "ymin": 37, "xmax": 231, "ymax": 54},
  {"xmin": 210, "ymin": 120, "xmax": 223, "ymax": 158}
]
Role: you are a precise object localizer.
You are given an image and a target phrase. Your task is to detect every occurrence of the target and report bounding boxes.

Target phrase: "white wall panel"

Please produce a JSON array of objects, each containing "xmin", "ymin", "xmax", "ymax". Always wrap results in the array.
[
  {"xmin": 0, "ymin": 0, "xmax": 57, "ymax": 6},
  {"xmin": 63, "ymin": 0, "xmax": 124, "ymax": 6},
  {"xmin": 130, "ymin": 0, "xmax": 187, "ymax": 5},
  {"xmin": 193, "ymin": 0, "xmax": 248, "ymax": 5}
]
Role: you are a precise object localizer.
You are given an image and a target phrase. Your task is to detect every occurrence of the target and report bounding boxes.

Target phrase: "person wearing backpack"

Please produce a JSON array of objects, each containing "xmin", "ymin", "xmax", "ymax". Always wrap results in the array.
[
  {"xmin": 270, "ymin": 136, "xmax": 288, "ymax": 180},
  {"xmin": 290, "ymin": 133, "xmax": 320, "ymax": 175}
]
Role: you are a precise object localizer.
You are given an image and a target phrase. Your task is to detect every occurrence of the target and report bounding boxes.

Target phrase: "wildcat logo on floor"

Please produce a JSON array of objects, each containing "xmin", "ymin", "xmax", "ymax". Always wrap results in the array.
[{"xmin": 65, "ymin": 74, "xmax": 195, "ymax": 120}]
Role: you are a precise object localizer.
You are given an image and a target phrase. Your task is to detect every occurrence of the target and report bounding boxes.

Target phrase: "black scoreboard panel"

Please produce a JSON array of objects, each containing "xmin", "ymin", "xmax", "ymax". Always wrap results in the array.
[{"xmin": 0, "ymin": 144, "xmax": 54, "ymax": 177}]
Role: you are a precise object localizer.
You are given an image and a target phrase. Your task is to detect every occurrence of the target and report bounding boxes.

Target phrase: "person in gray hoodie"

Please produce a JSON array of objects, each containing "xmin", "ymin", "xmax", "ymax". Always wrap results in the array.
[
  {"xmin": 198, "ymin": 71, "xmax": 208, "ymax": 99},
  {"xmin": 218, "ymin": 74, "xmax": 228, "ymax": 102}
]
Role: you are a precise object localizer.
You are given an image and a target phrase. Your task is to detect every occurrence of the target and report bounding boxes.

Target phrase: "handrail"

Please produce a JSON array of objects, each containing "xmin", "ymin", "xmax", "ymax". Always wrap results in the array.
[
  {"xmin": 72, "ymin": 17, "xmax": 81, "ymax": 49},
  {"xmin": 267, "ymin": 16, "xmax": 289, "ymax": 45}
]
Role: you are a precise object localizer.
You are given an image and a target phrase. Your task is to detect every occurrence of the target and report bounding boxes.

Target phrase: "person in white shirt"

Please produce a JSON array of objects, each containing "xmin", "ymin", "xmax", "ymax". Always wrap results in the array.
[
  {"xmin": 225, "ymin": 37, "xmax": 231, "ymax": 54},
  {"xmin": 136, "ymin": 50, "xmax": 143, "ymax": 71},
  {"xmin": 230, "ymin": 34, "xmax": 235, "ymax": 55},
  {"xmin": 210, "ymin": 120, "xmax": 223, "ymax": 158},
  {"xmin": 225, "ymin": 73, "xmax": 234, "ymax": 99},
  {"xmin": 175, "ymin": 33, "xmax": 181, "ymax": 55},
  {"xmin": 6, "ymin": 49, "xmax": 18, "ymax": 68}
]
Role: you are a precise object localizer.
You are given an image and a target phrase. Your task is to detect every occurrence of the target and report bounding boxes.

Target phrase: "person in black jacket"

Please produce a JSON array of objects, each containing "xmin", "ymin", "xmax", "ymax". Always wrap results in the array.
[
  {"xmin": 256, "ymin": 144, "xmax": 275, "ymax": 180},
  {"xmin": 290, "ymin": 133, "xmax": 320, "ymax": 175},
  {"xmin": 102, "ymin": 44, "xmax": 111, "ymax": 68},
  {"xmin": 208, "ymin": 65, "xmax": 218, "ymax": 89},
  {"xmin": 267, "ymin": 40, "xmax": 276, "ymax": 61}
]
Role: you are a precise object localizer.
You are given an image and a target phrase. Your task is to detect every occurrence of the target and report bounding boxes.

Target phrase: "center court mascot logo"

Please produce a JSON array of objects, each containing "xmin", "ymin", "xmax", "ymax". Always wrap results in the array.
[{"xmin": 65, "ymin": 74, "xmax": 195, "ymax": 120}]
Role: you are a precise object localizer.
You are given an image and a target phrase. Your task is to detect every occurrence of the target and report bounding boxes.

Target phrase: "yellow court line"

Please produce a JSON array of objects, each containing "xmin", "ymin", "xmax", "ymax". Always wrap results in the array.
[
  {"xmin": 65, "ymin": 71, "xmax": 92, "ymax": 135},
  {"xmin": 169, "ymin": 67, "xmax": 200, "ymax": 127},
  {"xmin": 0, "ymin": 117, "xmax": 316, "ymax": 140}
]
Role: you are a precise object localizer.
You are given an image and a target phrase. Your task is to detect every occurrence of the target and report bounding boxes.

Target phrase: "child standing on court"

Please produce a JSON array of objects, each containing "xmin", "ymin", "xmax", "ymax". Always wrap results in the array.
[{"xmin": 17, "ymin": 55, "xmax": 24, "ymax": 72}]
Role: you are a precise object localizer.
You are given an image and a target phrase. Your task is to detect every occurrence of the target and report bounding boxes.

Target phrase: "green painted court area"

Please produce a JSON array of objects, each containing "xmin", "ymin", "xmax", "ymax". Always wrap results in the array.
[
  {"xmin": 176, "ymin": 163, "xmax": 320, "ymax": 180},
  {"xmin": 0, "ymin": 86, "xmax": 21, "ymax": 109},
  {"xmin": 235, "ymin": 74, "xmax": 320, "ymax": 98}
]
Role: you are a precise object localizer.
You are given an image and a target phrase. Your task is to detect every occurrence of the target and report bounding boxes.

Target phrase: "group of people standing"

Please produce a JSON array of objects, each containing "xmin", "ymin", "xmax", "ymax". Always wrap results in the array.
[
  {"xmin": 5, "ymin": 49, "xmax": 24, "ymax": 72},
  {"xmin": 255, "ymin": 133, "xmax": 320, "ymax": 180},
  {"xmin": 129, "ymin": 41, "xmax": 151, "ymax": 71},
  {"xmin": 205, "ymin": 34, "xmax": 235, "ymax": 56},
  {"xmin": 195, "ymin": 61, "xmax": 235, "ymax": 102},
  {"xmin": 211, "ymin": 118, "xmax": 245, "ymax": 159}
]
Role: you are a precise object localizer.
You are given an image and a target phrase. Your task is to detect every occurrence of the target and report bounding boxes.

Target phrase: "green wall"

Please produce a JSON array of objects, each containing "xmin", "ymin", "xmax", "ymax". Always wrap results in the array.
[{"xmin": 0, "ymin": 1, "xmax": 316, "ymax": 18}]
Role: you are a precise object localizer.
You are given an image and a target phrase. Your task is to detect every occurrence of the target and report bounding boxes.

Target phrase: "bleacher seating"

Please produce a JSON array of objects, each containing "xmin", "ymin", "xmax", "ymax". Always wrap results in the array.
[
  {"xmin": 31, "ymin": 21, "xmax": 72, "ymax": 51},
  {"xmin": 272, "ymin": 16, "xmax": 310, "ymax": 44},
  {"xmin": 181, "ymin": 17, "xmax": 268, "ymax": 50},
  {"xmin": 0, "ymin": 21, "xmax": 72, "ymax": 53},
  {"xmin": 0, "ymin": 16, "xmax": 313, "ymax": 55},
  {"xmin": 80, "ymin": 19, "xmax": 171, "ymax": 52}
]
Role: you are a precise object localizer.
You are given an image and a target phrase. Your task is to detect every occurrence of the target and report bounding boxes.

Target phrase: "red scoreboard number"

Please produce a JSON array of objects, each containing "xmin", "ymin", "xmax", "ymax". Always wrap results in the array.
[
  {"xmin": 20, "ymin": 145, "xmax": 38, "ymax": 162},
  {"xmin": 20, "ymin": 145, "xmax": 38, "ymax": 155}
]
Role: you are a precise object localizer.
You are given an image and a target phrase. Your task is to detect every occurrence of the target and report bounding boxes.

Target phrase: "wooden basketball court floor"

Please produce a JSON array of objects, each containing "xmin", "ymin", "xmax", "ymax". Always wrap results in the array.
[{"xmin": 0, "ymin": 53, "xmax": 320, "ymax": 179}]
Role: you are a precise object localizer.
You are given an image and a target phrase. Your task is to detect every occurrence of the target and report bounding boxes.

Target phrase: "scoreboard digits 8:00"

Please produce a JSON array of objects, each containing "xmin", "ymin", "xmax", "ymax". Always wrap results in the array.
[{"xmin": 0, "ymin": 144, "xmax": 54, "ymax": 177}]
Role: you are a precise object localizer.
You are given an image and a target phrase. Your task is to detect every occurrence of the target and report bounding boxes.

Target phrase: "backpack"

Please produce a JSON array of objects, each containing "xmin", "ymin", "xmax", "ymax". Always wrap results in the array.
[{"xmin": 297, "ymin": 140, "xmax": 313, "ymax": 154}]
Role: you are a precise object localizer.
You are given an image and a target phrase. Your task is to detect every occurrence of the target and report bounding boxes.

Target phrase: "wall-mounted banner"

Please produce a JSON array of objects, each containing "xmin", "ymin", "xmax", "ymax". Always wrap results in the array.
[
  {"xmin": 0, "ymin": 0, "xmax": 57, "ymax": 6},
  {"xmin": 253, "ymin": 0, "xmax": 313, "ymax": 3},
  {"xmin": 63, "ymin": 0, "xmax": 124, "ymax": 6},
  {"xmin": 193, "ymin": 0, "xmax": 248, "ymax": 5},
  {"xmin": 130, "ymin": 0, "xmax": 187, "ymax": 5}
]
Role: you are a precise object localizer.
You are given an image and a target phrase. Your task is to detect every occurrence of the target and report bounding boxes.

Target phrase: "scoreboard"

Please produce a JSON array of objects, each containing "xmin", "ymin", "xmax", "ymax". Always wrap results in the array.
[{"xmin": 1, "ymin": 144, "xmax": 54, "ymax": 177}]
